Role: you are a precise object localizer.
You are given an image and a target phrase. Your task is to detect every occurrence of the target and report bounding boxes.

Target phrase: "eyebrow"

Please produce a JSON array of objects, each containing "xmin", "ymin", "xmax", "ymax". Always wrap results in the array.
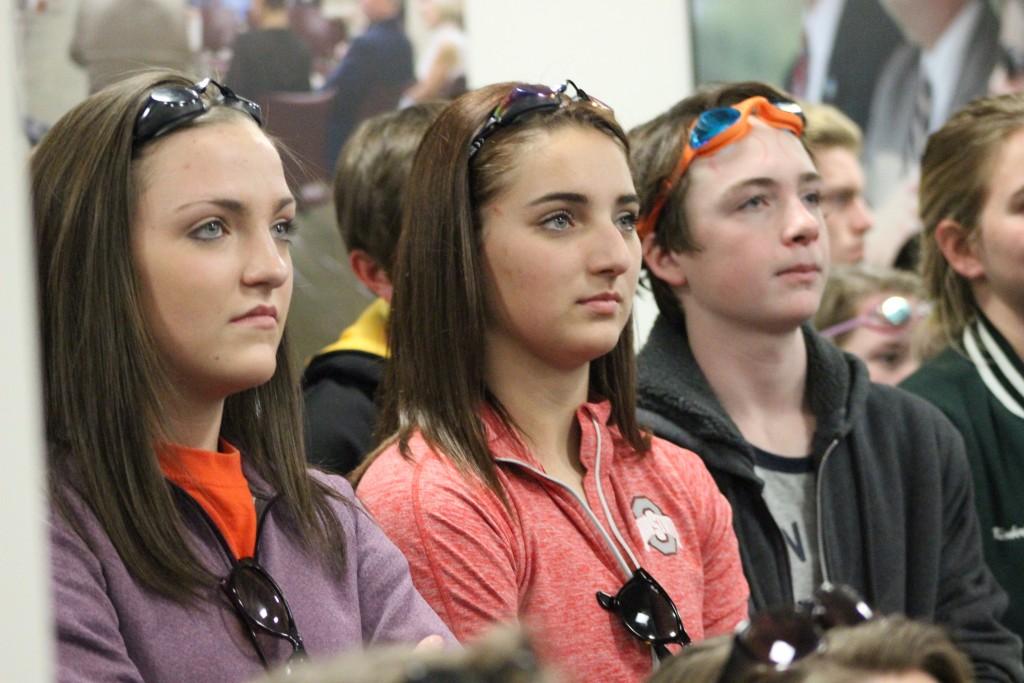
[
  {"xmin": 722, "ymin": 172, "xmax": 823, "ymax": 195},
  {"xmin": 175, "ymin": 196, "xmax": 296, "ymax": 214},
  {"xmin": 527, "ymin": 191, "xmax": 640, "ymax": 206}
]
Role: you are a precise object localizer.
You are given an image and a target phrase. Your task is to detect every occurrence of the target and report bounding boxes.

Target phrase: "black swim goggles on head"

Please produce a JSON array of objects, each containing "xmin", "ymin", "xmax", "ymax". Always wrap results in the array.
[
  {"xmin": 468, "ymin": 79, "xmax": 612, "ymax": 158},
  {"xmin": 133, "ymin": 77, "xmax": 262, "ymax": 150}
]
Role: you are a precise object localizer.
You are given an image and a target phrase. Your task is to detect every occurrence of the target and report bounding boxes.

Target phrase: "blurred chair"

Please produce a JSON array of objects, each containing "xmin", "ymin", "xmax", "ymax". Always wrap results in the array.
[
  {"xmin": 356, "ymin": 81, "xmax": 409, "ymax": 123},
  {"xmin": 261, "ymin": 89, "xmax": 336, "ymax": 208}
]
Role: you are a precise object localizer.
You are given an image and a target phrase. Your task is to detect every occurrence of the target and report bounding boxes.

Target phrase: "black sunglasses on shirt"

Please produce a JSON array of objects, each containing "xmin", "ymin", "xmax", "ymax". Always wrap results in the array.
[
  {"xmin": 221, "ymin": 557, "xmax": 307, "ymax": 672},
  {"xmin": 597, "ymin": 566, "xmax": 691, "ymax": 661}
]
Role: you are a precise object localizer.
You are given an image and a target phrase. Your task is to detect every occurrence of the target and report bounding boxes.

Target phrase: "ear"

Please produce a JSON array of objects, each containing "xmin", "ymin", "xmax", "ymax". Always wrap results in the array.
[
  {"xmin": 642, "ymin": 232, "xmax": 688, "ymax": 288},
  {"xmin": 934, "ymin": 218, "xmax": 985, "ymax": 281},
  {"xmin": 348, "ymin": 249, "xmax": 394, "ymax": 302}
]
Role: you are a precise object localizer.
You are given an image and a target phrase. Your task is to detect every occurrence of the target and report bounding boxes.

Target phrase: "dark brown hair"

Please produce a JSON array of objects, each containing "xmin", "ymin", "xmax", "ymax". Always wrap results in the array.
[
  {"xmin": 629, "ymin": 82, "xmax": 798, "ymax": 327},
  {"xmin": 32, "ymin": 70, "xmax": 347, "ymax": 601},
  {"xmin": 333, "ymin": 101, "xmax": 447, "ymax": 271},
  {"xmin": 918, "ymin": 92, "xmax": 1024, "ymax": 349},
  {"xmin": 353, "ymin": 82, "xmax": 649, "ymax": 494}
]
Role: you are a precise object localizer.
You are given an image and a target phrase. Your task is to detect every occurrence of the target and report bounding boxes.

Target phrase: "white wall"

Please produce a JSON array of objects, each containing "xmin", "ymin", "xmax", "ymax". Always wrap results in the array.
[
  {"xmin": 464, "ymin": 0, "xmax": 693, "ymax": 130},
  {"xmin": 2, "ymin": 2, "xmax": 54, "ymax": 682}
]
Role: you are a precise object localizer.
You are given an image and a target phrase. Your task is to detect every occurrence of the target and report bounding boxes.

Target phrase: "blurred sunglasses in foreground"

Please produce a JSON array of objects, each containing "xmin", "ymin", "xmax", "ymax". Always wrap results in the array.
[
  {"xmin": 820, "ymin": 296, "xmax": 931, "ymax": 339},
  {"xmin": 715, "ymin": 582, "xmax": 873, "ymax": 682},
  {"xmin": 597, "ymin": 567, "xmax": 690, "ymax": 661},
  {"xmin": 637, "ymin": 96, "xmax": 805, "ymax": 239},
  {"xmin": 468, "ymin": 79, "xmax": 612, "ymax": 158},
  {"xmin": 133, "ymin": 77, "xmax": 262, "ymax": 150}
]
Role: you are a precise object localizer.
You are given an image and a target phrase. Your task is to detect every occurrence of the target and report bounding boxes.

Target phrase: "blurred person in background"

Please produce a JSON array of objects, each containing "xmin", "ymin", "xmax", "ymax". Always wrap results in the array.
[
  {"xmin": 861, "ymin": 0, "xmax": 999, "ymax": 267},
  {"xmin": 990, "ymin": 0, "xmax": 1024, "ymax": 95},
  {"xmin": 814, "ymin": 265, "xmax": 927, "ymax": 385},
  {"xmin": 71, "ymin": 0, "xmax": 194, "ymax": 93},
  {"xmin": 786, "ymin": 0, "xmax": 902, "ymax": 132},
  {"xmin": 402, "ymin": 0, "xmax": 466, "ymax": 104},
  {"xmin": 803, "ymin": 102, "xmax": 874, "ymax": 265},
  {"xmin": 303, "ymin": 102, "xmax": 444, "ymax": 475},
  {"xmin": 225, "ymin": 0, "xmax": 311, "ymax": 102},
  {"xmin": 321, "ymin": 0, "xmax": 413, "ymax": 169}
]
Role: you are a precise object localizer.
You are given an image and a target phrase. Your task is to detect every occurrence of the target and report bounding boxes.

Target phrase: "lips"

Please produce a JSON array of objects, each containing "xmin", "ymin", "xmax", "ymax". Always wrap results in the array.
[
  {"xmin": 578, "ymin": 292, "xmax": 623, "ymax": 304},
  {"xmin": 776, "ymin": 263, "xmax": 821, "ymax": 276},
  {"xmin": 231, "ymin": 305, "xmax": 278, "ymax": 323}
]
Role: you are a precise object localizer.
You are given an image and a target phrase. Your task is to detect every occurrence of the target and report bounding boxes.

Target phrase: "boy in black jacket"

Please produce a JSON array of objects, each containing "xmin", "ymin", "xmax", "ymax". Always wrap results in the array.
[
  {"xmin": 629, "ymin": 82, "xmax": 1022, "ymax": 681},
  {"xmin": 303, "ymin": 103, "xmax": 443, "ymax": 474}
]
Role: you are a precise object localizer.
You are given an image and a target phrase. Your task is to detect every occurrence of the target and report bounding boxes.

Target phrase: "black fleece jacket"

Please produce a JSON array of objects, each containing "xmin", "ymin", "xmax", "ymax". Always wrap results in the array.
[
  {"xmin": 637, "ymin": 315, "xmax": 1023, "ymax": 682},
  {"xmin": 302, "ymin": 350, "xmax": 383, "ymax": 475}
]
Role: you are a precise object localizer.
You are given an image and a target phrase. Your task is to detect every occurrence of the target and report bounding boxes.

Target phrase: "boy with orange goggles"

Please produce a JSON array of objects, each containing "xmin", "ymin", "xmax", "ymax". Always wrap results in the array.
[
  {"xmin": 637, "ymin": 95, "xmax": 805, "ymax": 240},
  {"xmin": 630, "ymin": 81, "xmax": 1023, "ymax": 680}
]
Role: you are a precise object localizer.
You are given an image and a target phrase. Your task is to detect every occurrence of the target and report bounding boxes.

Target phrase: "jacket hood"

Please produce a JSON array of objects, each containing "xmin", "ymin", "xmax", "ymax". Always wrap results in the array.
[
  {"xmin": 636, "ymin": 315, "xmax": 872, "ymax": 474},
  {"xmin": 302, "ymin": 348, "xmax": 384, "ymax": 390}
]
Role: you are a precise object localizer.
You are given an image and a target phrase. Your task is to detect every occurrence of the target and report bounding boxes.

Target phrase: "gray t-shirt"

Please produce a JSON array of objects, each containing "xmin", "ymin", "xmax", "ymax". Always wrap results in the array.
[{"xmin": 753, "ymin": 447, "xmax": 821, "ymax": 605}]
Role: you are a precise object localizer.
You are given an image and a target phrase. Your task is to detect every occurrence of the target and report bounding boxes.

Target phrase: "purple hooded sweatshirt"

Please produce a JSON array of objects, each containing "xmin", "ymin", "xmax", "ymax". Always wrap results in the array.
[{"xmin": 50, "ymin": 469, "xmax": 456, "ymax": 682}]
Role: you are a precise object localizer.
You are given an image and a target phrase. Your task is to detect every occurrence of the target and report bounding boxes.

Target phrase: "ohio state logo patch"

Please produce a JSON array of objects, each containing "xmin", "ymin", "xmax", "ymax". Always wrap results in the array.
[{"xmin": 632, "ymin": 497, "xmax": 678, "ymax": 556}]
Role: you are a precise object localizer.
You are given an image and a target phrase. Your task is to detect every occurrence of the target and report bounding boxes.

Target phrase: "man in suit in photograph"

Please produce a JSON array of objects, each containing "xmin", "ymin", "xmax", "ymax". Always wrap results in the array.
[
  {"xmin": 860, "ymin": 0, "xmax": 1000, "ymax": 266},
  {"xmin": 787, "ymin": 0, "xmax": 903, "ymax": 132}
]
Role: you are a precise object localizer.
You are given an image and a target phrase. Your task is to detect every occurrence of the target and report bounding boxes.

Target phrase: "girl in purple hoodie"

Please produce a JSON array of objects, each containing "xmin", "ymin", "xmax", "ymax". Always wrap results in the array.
[{"xmin": 32, "ymin": 70, "xmax": 453, "ymax": 683}]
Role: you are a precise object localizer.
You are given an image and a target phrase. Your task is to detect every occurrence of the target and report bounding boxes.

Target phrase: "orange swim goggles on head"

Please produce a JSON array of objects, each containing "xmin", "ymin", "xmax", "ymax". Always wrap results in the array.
[{"xmin": 637, "ymin": 96, "xmax": 806, "ymax": 240}]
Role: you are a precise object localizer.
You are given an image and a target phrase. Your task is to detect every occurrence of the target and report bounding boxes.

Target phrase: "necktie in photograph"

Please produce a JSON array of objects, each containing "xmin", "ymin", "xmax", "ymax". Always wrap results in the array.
[{"xmin": 905, "ymin": 67, "xmax": 932, "ymax": 167}]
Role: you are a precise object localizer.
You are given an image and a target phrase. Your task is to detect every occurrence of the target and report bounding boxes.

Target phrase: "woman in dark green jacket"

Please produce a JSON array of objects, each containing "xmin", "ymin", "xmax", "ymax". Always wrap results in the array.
[{"xmin": 901, "ymin": 92, "xmax": 1024, "ymax": 640}]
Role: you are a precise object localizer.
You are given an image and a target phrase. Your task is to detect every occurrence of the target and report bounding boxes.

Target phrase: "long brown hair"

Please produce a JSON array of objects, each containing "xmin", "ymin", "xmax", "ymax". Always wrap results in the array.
[
  {"xmin": 354, "ymin": 82, "xmax": 649, "ymax": 494},
  {"xmin": 32, "ymin": 71, "xmax": 347, "ymax": 602},
  {"xmin": 629, "ymin": 82, "xmax": 799, "ymax": 327}
]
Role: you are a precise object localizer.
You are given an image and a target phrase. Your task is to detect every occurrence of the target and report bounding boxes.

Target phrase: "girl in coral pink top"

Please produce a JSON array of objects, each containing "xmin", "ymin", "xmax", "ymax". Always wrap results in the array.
[{"xmin": 354, "ymin": 81, "xmax": 749, "ymax": 682}]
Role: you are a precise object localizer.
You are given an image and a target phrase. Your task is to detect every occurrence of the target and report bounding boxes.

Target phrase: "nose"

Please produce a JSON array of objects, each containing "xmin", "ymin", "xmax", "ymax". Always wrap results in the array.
[
  {"xmin": 589, "ymin": 219, "xmax": 639, "ymax": 279},
  {"xmin": 783, "ymin": 194, "xmax": 822, "ymax": 247},
  {"xmin": 851, "ymin": 197, "xmax": 874, "ymax": 235},
  {"xmin": 242, "ymin": 228, "xmax": 291, "ymax": 289}
]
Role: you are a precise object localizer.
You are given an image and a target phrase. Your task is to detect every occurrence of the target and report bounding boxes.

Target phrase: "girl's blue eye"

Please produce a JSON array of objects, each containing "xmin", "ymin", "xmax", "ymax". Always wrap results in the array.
[
  {"xmin": 804, "ymin": 190, "xmax": 822, "ymax": 207},
  {"xmin": 191, "ymin": 221, "xmax": 225, "ymax": 241},
  {"xmin": 542, "ymin": 212, "xmax": 573, "ymax": 231},
  {"xmin": 272, "ymin": 220, "xmax": 297, "ymax": 242}
]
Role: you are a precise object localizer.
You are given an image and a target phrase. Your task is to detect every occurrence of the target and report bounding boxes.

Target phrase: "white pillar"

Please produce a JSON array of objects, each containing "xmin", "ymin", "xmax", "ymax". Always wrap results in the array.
[{"xmin": 2, "ymin": 2, "xmax": 54, "ymax": 681}]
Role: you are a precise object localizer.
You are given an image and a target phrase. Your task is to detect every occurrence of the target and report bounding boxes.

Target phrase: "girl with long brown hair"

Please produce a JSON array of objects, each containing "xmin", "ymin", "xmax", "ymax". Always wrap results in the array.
[
  {"xmin": 34, "ymin": 71, "xmax": 452, "ymax": 682},
  {"xmin": 353, "ymin": 81, "xmax": 748, "ymax": 682}
]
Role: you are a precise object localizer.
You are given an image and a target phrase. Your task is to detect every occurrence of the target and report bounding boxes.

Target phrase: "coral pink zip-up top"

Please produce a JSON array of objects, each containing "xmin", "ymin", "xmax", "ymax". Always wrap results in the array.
[{"xmin": 357, "ymin": 401, "xmax": 749, "ymax": 682}]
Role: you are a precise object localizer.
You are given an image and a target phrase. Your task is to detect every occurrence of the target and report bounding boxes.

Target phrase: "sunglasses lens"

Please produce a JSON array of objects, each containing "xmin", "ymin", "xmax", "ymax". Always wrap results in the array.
[
  {"xmin": 741, "ymin": 610, "xmax": 820, "ymax": 667},
  {"xmin": 230, "ymin": 564, "xmax": 292, "ymax": 634},
  {"xmin": 617, "ymin": 576, "xmax": 685, "ymax": 642},
  {"xmin": 691, "ymin": 107, "xmax": 741, "ymax": 149},
  {"xmin": 878, "ymin": 296, "xmax": 912, "ymax": 327},
  {"xmin": 812, "ymin": 583, "xmax": 874, "ymax": 629}
]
